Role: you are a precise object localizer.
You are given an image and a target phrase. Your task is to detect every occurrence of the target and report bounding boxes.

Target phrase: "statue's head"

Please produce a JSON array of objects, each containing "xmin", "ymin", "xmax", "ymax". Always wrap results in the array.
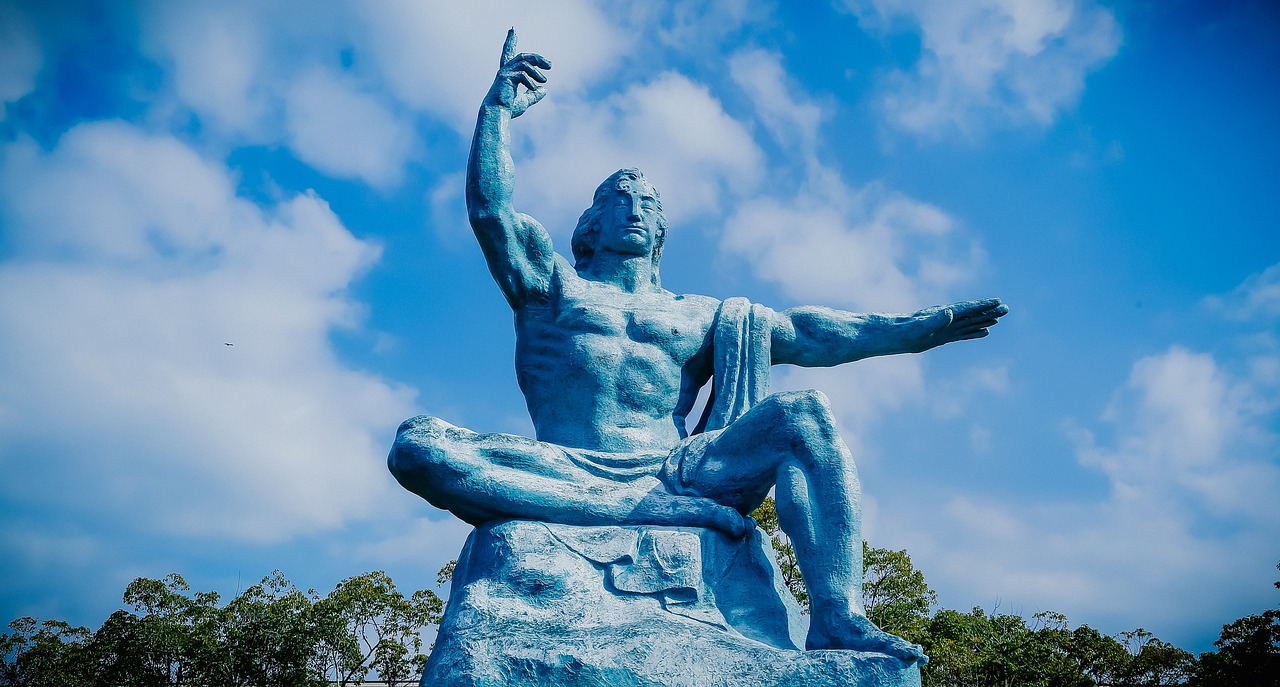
[{"xmin": 572, "ymin": 169, "xmax": 669, "ymax": 285}]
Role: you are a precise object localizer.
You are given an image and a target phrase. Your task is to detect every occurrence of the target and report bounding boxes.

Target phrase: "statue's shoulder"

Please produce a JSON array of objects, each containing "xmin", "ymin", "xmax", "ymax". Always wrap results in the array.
[
  {"xmin": 670, "ymin": 291, "xmax": 720, "ymax": 309},
  {"xmin": 667, "ymin": 292, "xmax": 721, "ymax": 330}
]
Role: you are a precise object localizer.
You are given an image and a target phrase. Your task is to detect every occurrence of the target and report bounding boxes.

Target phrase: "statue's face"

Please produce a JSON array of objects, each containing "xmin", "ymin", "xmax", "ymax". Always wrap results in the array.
[{"xmin": 596, "ymin": 179, "xmax": 661, "ymax": 258}]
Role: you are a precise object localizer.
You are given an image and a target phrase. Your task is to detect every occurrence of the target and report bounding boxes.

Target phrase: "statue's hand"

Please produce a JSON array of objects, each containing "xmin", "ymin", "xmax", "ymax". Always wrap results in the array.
[
  {"xmin": 486, "ymin": 28, "xmax": 551, "ymax": 118},
  {"xmin": 909, "ymin": 297, "xmax": 1008, "ymax": 353}
]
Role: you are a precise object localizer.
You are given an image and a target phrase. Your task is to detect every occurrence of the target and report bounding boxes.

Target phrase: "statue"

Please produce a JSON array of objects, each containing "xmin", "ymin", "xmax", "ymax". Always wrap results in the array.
[{"xmin": 389, "ymin": 30, "xmax": 1007, "ymax": 686}]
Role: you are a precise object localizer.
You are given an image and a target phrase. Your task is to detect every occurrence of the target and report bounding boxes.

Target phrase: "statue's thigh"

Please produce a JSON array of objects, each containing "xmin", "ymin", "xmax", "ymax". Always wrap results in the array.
[{"xmin": 678, "ymin": 402, "xmax": 795, "ymax": 512}]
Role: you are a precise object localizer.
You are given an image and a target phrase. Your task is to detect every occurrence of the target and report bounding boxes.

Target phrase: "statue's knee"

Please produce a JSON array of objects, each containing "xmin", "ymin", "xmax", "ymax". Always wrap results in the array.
[
  {"xmin": 766, "ymin": 390, "xmax": 849, "ymax": 467},
  {"xmin": 769, "ymin": 389, "xmax": 835, "ymax": 426},
  {"xmin": 388, "ymin": 416, "xmax": 456, "ymax": 485}
]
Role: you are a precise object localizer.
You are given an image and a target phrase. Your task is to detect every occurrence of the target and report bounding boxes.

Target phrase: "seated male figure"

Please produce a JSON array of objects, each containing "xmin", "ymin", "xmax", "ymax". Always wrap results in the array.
[{"xmin": 389, "ymin": 30, "xmax": 1007, "ymax": 663}]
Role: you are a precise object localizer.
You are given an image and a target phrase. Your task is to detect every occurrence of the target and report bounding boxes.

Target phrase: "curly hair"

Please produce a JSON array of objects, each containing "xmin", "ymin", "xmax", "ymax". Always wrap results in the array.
[{"xmin": 571, "ymin": 169, "xmax": 669, "ymax": 286}]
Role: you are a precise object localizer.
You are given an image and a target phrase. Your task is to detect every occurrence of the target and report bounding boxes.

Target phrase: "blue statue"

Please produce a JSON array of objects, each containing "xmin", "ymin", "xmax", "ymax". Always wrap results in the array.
[{"xmin": 390, "ymin": 30, "xmax": 1007, "ymax": 686}]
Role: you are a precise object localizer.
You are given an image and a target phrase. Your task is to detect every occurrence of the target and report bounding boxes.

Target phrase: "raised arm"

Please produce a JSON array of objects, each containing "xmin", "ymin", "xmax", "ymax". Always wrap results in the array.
[
  {"xmin": 771, "ymin": 298, "xmax": 1009, "ymax": 367},
  {"xmin": 466, "ymin": 29, "xmax": 555, "ymax": 309}
]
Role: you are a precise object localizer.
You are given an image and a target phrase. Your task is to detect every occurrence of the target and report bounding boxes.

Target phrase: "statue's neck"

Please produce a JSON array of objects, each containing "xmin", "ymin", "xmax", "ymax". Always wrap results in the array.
[{"xmin": 580, "ymin": 253, "xmax": 654, "ymax": 293}]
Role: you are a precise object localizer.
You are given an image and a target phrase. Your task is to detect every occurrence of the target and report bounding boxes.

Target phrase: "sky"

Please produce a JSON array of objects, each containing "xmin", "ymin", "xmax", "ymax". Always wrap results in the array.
[{"xmin": 1, "ymin": 0, "xmax": 1277, "ymax": 655}]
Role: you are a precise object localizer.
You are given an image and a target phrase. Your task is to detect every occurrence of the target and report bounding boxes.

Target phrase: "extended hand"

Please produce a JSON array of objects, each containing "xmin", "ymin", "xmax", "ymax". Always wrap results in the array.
[
  {"xmin": 910, "ymin": 298, "xmax": 1008, "ymax": 353},
  {"xmin": 486, "ymin": 28, "xmax": 551, "ymax": 118}
]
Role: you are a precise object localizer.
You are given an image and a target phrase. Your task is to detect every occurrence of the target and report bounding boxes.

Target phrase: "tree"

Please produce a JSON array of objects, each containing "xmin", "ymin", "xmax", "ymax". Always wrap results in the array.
[
  {"xmin": 89, "ymin": 573, "xmax": 214, "ymax": 686},
  {"xmin": 862, "ymin": 543, "xmax": 937, "ymax": 643},
  {"xmin": 314, "ymin": 571, "xmax": 443, "ymax": 686},
  {"xmin": 0, "ymin": 617, "xmax": 93, "ymax": 687},
  {"xmin": 1115, "ymin": 628, "xmax": 1196, "ymax": 686},
  {"xmin": 190, "ymin": 571, "xmax": 328, "ymax": 687}
]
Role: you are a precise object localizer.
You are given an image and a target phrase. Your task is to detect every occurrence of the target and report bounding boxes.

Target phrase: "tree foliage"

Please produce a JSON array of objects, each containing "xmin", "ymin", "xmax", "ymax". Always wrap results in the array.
[
  {"xmin": 1, "ymin": 570, "xmax": 443, "ymax": 687},
  {"xmin": 3, "ymin": 537, "xmax": 1276, "ymax": 687},
  {"xmin": 863, "ymin": 542, "xmax": 937, "ymax": 642}
]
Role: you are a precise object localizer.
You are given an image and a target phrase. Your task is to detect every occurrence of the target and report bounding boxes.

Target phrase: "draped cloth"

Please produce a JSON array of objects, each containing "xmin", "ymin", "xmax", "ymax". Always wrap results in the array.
[{"xmin": 695, "ymin": 297, "xmax": 773, "ymax": 434}]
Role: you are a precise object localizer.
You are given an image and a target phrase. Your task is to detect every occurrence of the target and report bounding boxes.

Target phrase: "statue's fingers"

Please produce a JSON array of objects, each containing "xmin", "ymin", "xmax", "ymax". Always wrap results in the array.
[
  {"xmin": 514, "ymin": 71, "xmax": 540, "ymax": 93},
  {"xmin": 954, "ymin": 306, "xmax": 1005, "ymax": 325},
  {"xmin": 956, "ymin": 313, "xmax": 1001, "ymax": 328},
  {"xmin": 955, "ymin": 329, "xmax": 990, "ymax": 341},
  {"xmin": 511, "ymin": 60, "xmax": 549, "ymax": 83},
  {"xmin": 501, "ymin": 28, "xmax": 517, "ymax": 65},
  {"xmin": 958, "ymin": 318, "xmax": 999, "ymax": 333},
  {"xmin": 515, "ymin": 52, "xmax": 552, "ymax": 70},
  {"xmin": 510, "ymin": 84, "xmax": 546, "ymax": 117}
]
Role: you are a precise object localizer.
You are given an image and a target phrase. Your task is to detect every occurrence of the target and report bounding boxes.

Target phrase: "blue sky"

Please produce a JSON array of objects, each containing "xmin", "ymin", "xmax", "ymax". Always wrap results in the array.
[{"xmin": 1, "ymin": 0, "xmax": 1277, "ymax": 654}]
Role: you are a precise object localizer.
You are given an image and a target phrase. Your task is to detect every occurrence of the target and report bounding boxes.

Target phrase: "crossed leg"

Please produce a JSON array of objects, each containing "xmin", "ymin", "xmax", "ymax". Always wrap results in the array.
[
  {"xmin": 676, "ymin": 389, "xmax": 925, "ymax": 662},
  {"xmin": 388, "ymin": 416, "xmax": 749, "ymax": 536}
]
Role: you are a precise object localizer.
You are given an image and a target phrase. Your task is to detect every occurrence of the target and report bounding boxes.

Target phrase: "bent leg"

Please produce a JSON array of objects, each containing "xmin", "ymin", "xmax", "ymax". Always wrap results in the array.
[
  {"xmin": 388, "ymin": 416, "xmax": 747, "ymax": 535},
  {"xmin": 678, "ymin": 391, "xmax": 924, "ymax": 662}
]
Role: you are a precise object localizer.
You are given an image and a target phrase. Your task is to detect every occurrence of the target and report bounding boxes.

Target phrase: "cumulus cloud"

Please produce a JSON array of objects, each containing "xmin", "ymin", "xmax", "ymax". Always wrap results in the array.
[
  {"xmin": 284, "ymin": 68, "xmax": 416, "ymax": 188},
  {"xmin": 846, "ymin": 0, "xmax": 1121, "ymax": 135},
  {"xmin": 623, "ymin": 0, "xmax": 766, "ymax": 53},
  {"xmin": 774, "ymin": 357, "xmax": 927, "ymax": 464},
  {"xmin": 1203, "ymin": 260, "xmax": 1280, "ymax": 322},
  {"xmin": 729, "ymin": 49, "xmax": 826, "ymax": 157},
  {"xmin": 721, "ymin": 174, "xmax": 983, "ymax": 313},
  {"xmin": 0, "ymin": 121, "xmax": 417, "ymax": 543},
  {"xmin": 354, "ymin": 0, "xmax": 625, "ymax": 135},
  {"xmin": 139, "ymin": 1, "xmax": 282, "ymax": 140},
  {"xmin": 135, "ymin": 1, "xmax": 632, "ymax": 189},
  {"xmin": 514, "ymin": 72, "xmax": 765, "ymax": 237},
  {"xmin": 896, "ymin": 346, "xmax": 1280, "ymax": 643},
  {"xmin": 139, "ymin": 3, "xmax": 418, "ymax": 187}
]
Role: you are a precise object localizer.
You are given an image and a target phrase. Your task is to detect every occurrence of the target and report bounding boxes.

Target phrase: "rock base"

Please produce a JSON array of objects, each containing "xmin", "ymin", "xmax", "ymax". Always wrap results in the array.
[{"xmin": 421, "ymin": 519, "xmax": 922, "ymax": 687}]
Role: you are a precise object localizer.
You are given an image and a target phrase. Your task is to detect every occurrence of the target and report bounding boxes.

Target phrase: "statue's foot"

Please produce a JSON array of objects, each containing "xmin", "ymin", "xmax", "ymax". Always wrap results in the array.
[
  {"xmin": 806, "ymin": 614, "xmax": 928, "ymax": 665},
  {"xmin": 707, "ymin": 504, "xmax": 752, "ymax": 539}
]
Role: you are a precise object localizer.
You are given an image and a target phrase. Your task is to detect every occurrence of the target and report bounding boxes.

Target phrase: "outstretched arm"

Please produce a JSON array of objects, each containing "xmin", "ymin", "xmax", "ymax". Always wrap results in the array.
[
  {"xmin": 467, "ymin": 29, "xmax": 555, "ymax": 309},
  {"xmin": 771, "ymin": 298, "xmax": 1009, "ymax": 367}
]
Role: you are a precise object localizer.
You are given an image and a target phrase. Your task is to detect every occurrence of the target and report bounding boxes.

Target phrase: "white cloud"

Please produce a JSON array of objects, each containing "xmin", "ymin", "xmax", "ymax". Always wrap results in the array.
[
  {"xmin": 139, "ymin": 2, "xmax": 280, "ymax": 140},
  {"xmin": 0, "ymin": 2, "xmax": 42, "ymax": 109},
  {"xmin": 623, "ymin": 0, "xmax": 766, "ymax": 52},
  {"xmin": 891, "ymin": 346, "xmax": 1280, "ymax": 643},
  {"xmin": 1082, "ymin": 347, "xmax": 1278, "ymax": 522},
  {"xmin": 139, "ymin": 3, "xmax": 423, "ymax": 187},
  {"xmin": 1203, "ymin": 261, "xmax": 1280, "ymax": 322},
  {"xmin": 0, "ymin": 121, "xmax": 417, "ymax": 543},
  {"xmin": 354, "ymin": 0, "xmax": 626, "ymax": 135},
  {"xmin": 774, "ymin": 357, "xmax": 927, "ymax": 463},
  {"xmin": 729, "ymin": 49, "xmax": 826, "ymax": 156},
  {"xmin": 284, "ymin": 68, "xmax": 415, "ymax": 188},
  {"xmin": 135, "ymin": 2, "xmax": 632, "ymax": 188},
  {"xmin": 514, "ymin": 72, "xmax": 766, "ymax": 238},
  {"xmin": 846, "ymin": 0, "xmax": 1121, "ymax": 135},
  {"xmin": 721, "ymin": 174, "xmax": 983, "ymax": 313}
]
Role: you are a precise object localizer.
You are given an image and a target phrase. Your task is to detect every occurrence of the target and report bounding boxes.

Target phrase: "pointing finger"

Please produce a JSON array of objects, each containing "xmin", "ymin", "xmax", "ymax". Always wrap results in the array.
[{"xmin": 500, "ymin": 28, "xmax": 517, "ymax": 65}]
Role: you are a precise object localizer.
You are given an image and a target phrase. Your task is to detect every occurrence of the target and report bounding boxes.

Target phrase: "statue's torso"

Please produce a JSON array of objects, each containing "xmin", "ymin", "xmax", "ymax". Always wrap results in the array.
[{"xmin": 514, "ymin": 266, "xmax": 718, "ymax": 454}]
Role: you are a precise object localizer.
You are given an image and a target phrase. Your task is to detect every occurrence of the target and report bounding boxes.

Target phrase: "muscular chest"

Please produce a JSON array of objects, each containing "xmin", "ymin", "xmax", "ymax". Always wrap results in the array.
[{"xmin": 525, "ymin": 284, "xmax": 710, "ymax": 364}]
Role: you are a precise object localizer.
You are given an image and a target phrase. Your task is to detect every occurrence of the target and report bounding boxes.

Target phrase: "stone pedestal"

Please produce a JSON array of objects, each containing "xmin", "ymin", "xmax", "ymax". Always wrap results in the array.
[{"xmin": 421, "ymin": 519, "xmax": 922, "ymax": 687}]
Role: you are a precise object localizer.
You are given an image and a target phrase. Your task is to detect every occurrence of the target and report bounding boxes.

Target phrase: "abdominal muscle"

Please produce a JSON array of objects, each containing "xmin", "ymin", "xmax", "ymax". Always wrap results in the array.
[{"xmin": 515, "ymin": 303, "xmax": 693, "ymax": 454}]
